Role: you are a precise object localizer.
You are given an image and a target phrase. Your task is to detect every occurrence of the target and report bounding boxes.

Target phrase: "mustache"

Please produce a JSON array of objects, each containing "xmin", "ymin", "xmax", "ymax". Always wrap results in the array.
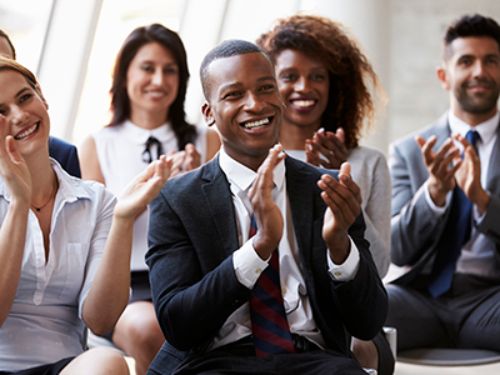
[{"xmin": 464, "ymin": 78, "xmax": 496, "ymax": 89}]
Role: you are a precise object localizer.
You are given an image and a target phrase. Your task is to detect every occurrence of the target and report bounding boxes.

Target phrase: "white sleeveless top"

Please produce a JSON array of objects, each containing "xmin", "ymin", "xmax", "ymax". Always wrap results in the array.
[{"xmin": 93, "ymin": 120, "xmax": 207, "ymax": 271}]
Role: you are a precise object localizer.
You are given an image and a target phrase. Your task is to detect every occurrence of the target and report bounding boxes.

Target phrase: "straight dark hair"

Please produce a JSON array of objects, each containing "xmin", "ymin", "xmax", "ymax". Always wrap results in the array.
[{"xmin": 109, "ymin": 23, "xmax": 197, "ymax": 150}]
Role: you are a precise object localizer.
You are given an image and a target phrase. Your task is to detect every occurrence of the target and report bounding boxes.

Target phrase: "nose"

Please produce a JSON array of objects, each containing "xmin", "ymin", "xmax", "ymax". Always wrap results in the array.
[
  {"xmin": 294, "ymin": 76, "xmax": 310, "ymax": 92},
  {"xmin": 9, "ymin": 105, "xmax": 28, "ymax": 127},
  {"xmin": 472, "ymin": 61, "xmax": 486, "ymax": 78},
  {"xmin": 151, "ymin": 68, "xmax": 163, "ymax": 85},
  {"xmin": 243, "ymin": 92, "xmax": 265, "ymax": 113}
]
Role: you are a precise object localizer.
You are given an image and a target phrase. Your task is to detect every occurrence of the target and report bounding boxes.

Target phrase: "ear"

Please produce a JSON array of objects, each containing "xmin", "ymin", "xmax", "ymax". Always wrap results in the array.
[
  {"xmin": 202, "ymin": 102, "xmax": 215, "ymax": 127},
  {"xmin": 436, "ymin": 64, "xmax": 450, "ymax": 91}
]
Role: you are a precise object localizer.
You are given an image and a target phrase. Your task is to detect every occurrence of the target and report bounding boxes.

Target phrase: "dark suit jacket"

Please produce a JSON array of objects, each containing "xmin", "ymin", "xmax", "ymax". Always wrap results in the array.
[
  {"xmin": 389, "ymin": 114, "xmax": 500, "ymax": 285},
  {"xmin": 49, "ymin": 136, "xmax": 81, "ymax": 178},
  {"xmin": 146, "ymin": 156, "xmax": 387, "ymax": 374}
]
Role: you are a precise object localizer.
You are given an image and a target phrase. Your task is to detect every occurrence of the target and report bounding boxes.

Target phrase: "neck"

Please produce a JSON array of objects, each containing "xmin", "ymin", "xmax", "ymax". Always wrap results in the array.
[
  {"xmin": 27, "ymin": 156, "xmax": 58, "ymax": 209},
  {"xmin": 130, "ymin": 109, "xmax": 169, "ymax": 130},
  {"xmin": 279, "ymin": 120, "xmax": 318, "ymax": 150},
  {"xmin": 451, "ymin": 104, "xmax": 498, "ymax": 127}
]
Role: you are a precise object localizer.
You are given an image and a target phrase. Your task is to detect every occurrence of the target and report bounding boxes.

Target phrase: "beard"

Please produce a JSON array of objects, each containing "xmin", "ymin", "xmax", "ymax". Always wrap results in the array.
[{"xmin": 455, "ymin": 77, "xmax": 500, "ymax": 114}]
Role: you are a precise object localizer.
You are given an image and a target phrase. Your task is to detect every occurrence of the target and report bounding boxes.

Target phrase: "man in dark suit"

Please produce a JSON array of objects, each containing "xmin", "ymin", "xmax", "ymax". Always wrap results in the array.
[
  {"xmin": 48, "ymin": 136, "xmax": 81, "ymax": 177},
  {"xmin": 387, "ymin": 14, "xmax": 500, "ymax": 351},
  {"xmin": 1, "ymin": 28, "xmax": 80, "ymax": 178},
  {"xmin": 146, "ymin": 40, "xmax": 387, "ymax": 374}
]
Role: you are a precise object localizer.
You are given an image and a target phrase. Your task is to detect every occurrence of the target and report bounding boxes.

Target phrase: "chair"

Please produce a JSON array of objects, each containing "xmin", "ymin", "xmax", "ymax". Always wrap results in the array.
[{"xmin": 398, "ymin": 348, "xmax": 500, "ymax": 366}]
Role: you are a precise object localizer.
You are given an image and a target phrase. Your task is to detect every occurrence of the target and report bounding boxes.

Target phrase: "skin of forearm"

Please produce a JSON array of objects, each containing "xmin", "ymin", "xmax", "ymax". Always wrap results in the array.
[
  {"xmin": 82, "ymin": 215, "xmax": 133, "ymax": 336},
  {"xmin": 0, "ymin": 201, "xmax": 29, "ymax": 326}
]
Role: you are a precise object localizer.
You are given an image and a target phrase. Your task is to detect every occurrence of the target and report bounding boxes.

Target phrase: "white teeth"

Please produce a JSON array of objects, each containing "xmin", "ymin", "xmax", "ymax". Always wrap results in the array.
[
  {"xmin": 14, "ymin": 123, "xmax": 38, "ymax": 140},
  {"xmin": 293, "ymin": 99, "xmax": 315, "ymax": 108},
  {"xmin": 244, "ymin": 118, "xmax": 270, "ymax": 129}
]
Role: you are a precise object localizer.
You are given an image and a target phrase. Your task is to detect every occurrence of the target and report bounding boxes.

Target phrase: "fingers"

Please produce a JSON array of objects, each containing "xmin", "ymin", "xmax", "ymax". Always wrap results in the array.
[
  {"xmin": 183, "ymin": 143, "xmax": 201, "ymax": 171},
  {"xmin": 305, "ymin": 139, "xmax": 321, "ymax": 166},
  {"xmin": 317, "ymin": 169, "xmax": 361, "ymax": 223},
  {"xmin": 248, "ymin": 144, "xmax": 285, "ymax": 200},
  {"xmin": 311, "ymin": 128, "xmax": 347, "ymax": 169},
  {"xmin": 318, "ymin": 174, "xmax": 360, "ymax": 227},
  {"xmin": 5, "ymin": 136, "xmax": 22, "ymax": 164},
  {"xmin": 336, "ymin": 127, "xmax": 346, "ymax": 143}
]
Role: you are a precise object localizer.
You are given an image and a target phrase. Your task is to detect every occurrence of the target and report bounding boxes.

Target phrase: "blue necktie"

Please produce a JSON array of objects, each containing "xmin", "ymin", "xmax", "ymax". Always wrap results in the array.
[
  {"xmin": 428, "ymin": 130, "xmax": 479, "ymax": 298},
  {"xmin": 248, "ymin": 215, "xmax": 295, "ymax": 357}
]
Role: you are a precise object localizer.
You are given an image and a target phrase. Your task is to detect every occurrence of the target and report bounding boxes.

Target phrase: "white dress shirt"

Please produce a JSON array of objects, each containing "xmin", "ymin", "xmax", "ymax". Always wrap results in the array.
[
  {"xmin": 210, "ymin": 148, "xmax": 360, "ymax": 349},
  {"xmin": 0, "ymin": 160, "xmax": 116, "ymax": 371}
]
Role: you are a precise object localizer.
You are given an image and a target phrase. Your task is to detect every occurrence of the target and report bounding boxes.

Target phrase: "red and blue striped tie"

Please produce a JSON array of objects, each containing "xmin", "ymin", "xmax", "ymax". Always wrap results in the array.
[{"xmin": 248, "ymin": 215, "xmax": 296, "ymax": 357}]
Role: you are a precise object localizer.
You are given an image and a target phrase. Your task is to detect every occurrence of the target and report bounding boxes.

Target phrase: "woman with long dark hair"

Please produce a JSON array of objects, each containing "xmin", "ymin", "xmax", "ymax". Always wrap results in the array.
[{"xmin": 80, "ymin": 23, "xmax": 219, "ymax": 374}]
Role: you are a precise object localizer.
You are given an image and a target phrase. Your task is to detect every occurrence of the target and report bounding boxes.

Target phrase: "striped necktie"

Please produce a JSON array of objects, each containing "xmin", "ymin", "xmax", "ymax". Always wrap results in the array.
[
  {"xmin": 427, "ymin": 130, "xmax": 479, "ymax": 298},
  {"xmin": 248, "ymin": 215, "xmax": 295, "ymax": 356}
]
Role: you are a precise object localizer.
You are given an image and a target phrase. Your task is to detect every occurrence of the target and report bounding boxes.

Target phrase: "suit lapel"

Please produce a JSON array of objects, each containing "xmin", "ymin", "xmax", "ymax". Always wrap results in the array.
[
  {"xmin": 285, "ymin": 157, "xmax": 316, "ymax": 275},
  {"xmin": 201, "ymin": 157, "xmax": 239, "ymax": 258},
  {"xmin": 486, "ymin": 121, "xmax": 500, "ymax": 193}
]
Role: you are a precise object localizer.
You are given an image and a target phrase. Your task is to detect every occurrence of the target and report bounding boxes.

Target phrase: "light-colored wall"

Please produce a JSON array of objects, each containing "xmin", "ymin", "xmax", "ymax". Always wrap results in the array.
[{"xmin": 388, "ymin": 0, "xmax": 500, "ymax": 147}]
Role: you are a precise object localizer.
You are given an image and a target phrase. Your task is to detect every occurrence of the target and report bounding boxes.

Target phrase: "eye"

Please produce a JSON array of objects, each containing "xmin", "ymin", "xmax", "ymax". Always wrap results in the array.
[
  {"xmin": 0, "ymin": 107, "xmax": 6, "ymax": 116},
  {"xmin": 19, "ymin": 92, "xmax": 33, "ymax": 103},
  {"xmin": 163, "ymin": 65, "xmax": 179, "ymax": 75},
  {"xmin": 458, "ymin": 57, "xmax": 473, "ymax": 67},
  {"xmin": 258, "ymin": 83, "xmax": 277, "ymax": 93},
  {"xmin": 485, "ymin": 56, "xmax": 500, "ymax": 66},
  {"xmin": 222, "ymin": 90, "xmax": 243, "ymax": 100},
  {"xmin": 311, "ymin": 72, "xmax": 327, "ymax": 82},
  {"xmin": 140, "ymin": 64, "xmax": 155, "ymax": 73},
  {"xmin": 279, "ymin": 72, "xmax": 298, "ymax": 82}
]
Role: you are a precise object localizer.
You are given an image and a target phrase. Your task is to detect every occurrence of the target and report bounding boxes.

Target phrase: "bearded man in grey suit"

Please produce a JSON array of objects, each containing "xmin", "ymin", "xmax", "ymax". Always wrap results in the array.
[{"xmin": 387, "ymin": 14, "xmax": 500, "ymax": 352}]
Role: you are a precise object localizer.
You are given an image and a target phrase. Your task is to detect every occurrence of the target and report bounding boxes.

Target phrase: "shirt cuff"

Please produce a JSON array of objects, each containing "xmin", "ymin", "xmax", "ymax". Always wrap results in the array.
[
  {"xmin": 327, "ymin": 236, "xmax": 360, "ymax": 281},
  {"xmin": 424, "ymin": 181, "xmax": 451, "ymax": 214},
  {"xmin": 233, "ymin": 239, "xmax": 269, "ymax": 289}
]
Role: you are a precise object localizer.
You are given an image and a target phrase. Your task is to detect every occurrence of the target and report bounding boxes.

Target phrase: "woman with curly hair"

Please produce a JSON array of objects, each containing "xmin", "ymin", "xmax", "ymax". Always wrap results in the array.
[{"xmin": 258, "ymin": 14, "xmax": 393, "ymax": 374}]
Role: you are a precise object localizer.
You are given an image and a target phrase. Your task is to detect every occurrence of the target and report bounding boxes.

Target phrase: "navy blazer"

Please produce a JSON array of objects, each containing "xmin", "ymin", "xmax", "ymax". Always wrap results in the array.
[
  {"xmin": 146, "ymin": 156, "xmax": 387, "ymax": 373},
  {"xmin": 48, "ymin": 136, "xmax": 81, "ymax": 178}
]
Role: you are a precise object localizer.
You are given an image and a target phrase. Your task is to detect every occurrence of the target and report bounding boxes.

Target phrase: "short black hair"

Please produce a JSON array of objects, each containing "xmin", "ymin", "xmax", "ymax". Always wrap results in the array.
[
  {"xmin": 0, "ymin": 29, "xmax": 16, "ymax": 59},
  {"xmin": 200, "ymin": 39, "xmax": 266, "ymax": 99},
  {"xmin": 444, "ymin": 14, "xmax": 500, "ymax": 58}
]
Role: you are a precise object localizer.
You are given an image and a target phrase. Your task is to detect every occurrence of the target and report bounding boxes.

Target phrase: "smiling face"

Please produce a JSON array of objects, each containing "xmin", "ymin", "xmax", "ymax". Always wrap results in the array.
[
  {"xmin": 439, "ymin": 36, "xmax": 500, "ymax": 123},
  {"xmin": 275, "ymin": 49, "xmax": 329, "ymax": 132},
  {"xmin": 0, "ymin": 69, "xmax": 50, "ymax": 157},
  {"xmin": 126, "ymin": 42, "xmax": 179, "ymax": 124},
  {"xmin": 202, "ymin": 52, "xmax": 283, "ymax": 170}
]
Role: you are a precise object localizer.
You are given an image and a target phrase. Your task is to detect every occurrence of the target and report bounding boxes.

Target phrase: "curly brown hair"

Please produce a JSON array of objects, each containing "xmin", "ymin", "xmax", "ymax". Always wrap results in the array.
[{"xmin": 257, "ymin": 15, "xmax": 379, "ymax": 149}]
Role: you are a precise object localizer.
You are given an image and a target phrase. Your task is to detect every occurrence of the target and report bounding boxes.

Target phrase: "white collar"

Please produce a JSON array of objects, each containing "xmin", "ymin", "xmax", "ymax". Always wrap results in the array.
[
  {"xmin": 448, "ymin": 110, "xmax": 499, "ymax": 146},
  {"xmin": 122, "ymin": 120, "xmax": 174, "ymax": 145},
  {"xmin": 0, "ymin": 158, "xmax": 91, "ymax": 203},
  {"xmin": 218, "ymin": 147, "xmax": 285, "ymax": 194}
]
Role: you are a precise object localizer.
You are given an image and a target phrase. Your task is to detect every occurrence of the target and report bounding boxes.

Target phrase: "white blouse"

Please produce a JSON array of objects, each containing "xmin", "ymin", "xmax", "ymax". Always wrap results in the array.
[
  {"xmin": 92, "ymin": 120, "xmax": 207, "ymax": 271},
  {"xmin": 0, "ymin": 160, "xmax": 116, "ymax": 371}
]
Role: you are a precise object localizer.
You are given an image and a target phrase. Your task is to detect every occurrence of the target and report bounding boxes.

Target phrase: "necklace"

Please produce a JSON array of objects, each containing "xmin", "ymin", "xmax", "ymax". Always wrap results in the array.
[{"xmin": 31, "ymin": 179, "xmax": 58, "ymax": 212}]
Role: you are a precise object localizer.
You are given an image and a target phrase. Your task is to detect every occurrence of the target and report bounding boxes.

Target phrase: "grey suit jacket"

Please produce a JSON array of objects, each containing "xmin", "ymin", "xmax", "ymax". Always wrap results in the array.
[{"xmin": 389, "ymin": 113, "xmax": 500, "ymax": 285}]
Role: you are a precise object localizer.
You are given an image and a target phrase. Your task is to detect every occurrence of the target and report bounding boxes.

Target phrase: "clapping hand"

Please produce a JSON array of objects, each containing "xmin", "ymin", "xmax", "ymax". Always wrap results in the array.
[
  {"xmin": 306, "ymin": 127, "xmax": 348, "ymax": 169},
  {"xmin": 248, "ymin": 144, "xmax": 286, "ymax": 260},
  {"xmin": 114, "ymin": 155, "xmax": 172, "ymax": 220},
  {"xmin": 416, "ymin": 135, "xmax": 461, "ymax": 207},
  {"xmin": 318, "ymin": 162, "xmax": 361, "ymax": 263},
  {"xmin": 452, "ymin": 133, "xmax": 490, "ymax": 214},
  {"xmin": 0, "ymin": 115, "xmax": 31, "ymax": 206}
]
